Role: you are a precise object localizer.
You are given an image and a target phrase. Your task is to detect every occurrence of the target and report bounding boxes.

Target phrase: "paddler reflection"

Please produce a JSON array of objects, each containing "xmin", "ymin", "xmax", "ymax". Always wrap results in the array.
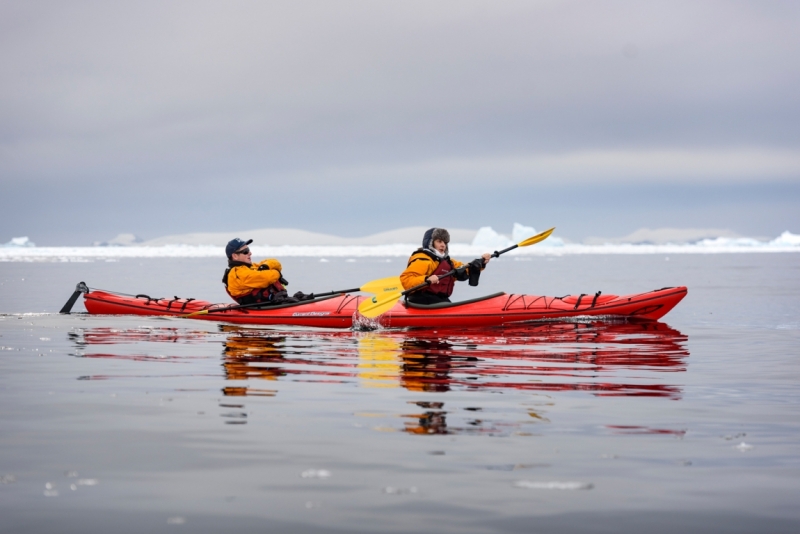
[
  {"xmin": 396, "ymin": 337, "xmax": 470, "ymax": 393},
  {"xmin": 220, "ymin": 325, "xmax": 285, "ymax": 396},
  {"xmin": 356, "ymin": 335, "xmax": 460, "ymax": 433},
  {"xmin": 356, "ymin": 334, "xmax": 474, "ymax": 392},
  {"xmin": 404, "ymin": 401, "xmax": 449, "ymax": 435}
]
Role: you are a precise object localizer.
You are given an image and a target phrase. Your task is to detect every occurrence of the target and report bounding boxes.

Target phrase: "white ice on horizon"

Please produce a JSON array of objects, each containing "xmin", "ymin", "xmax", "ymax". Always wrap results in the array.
[
  {"xmin": 1, "ymin": 237, "xmax": 35, "ymax": 247},
  {"xmin": 2, "ymin": 227, "xmax": 798, "ymax": 260},
  {"xmin": 2, "ymin": 232, "xmax": 799, "ymax": 261}
]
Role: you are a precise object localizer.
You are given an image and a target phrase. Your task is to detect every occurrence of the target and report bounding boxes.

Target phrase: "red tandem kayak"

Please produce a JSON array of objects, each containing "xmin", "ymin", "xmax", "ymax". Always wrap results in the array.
[{"xmin": 81, "ymin": 286, "xmax": 687, "ymax": 328}]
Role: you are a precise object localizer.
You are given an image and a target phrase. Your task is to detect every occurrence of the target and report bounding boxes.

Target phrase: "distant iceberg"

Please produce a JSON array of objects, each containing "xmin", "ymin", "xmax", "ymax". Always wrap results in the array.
[
  {"xmin": 471, "ymin": 227, "xmax": 514, "ymax": 249},
  {"xmin": 93, "ymin": 234, "xmax": 144, "ymax": 247},
  {"xmin": 472, "ymin": 223, "xmax": 565, "ymax": 249},
  {"xmin": 772, "ymin": 231, "xmax": 800, "ymax": 246},
  {"xmin": 1, "ymin": 236, "xmax": 35, "ymax": 248},
  {"xmin": 512, "ymin": 223, "xmax": 537, "ymax": 243}
]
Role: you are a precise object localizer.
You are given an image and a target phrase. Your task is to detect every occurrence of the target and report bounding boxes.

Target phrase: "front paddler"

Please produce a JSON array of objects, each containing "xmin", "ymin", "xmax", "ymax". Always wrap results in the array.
[
  {"xmin": 399, "ymin": 228, "xmax": 491, "ymax": 305},
  {"xmin": 223, "ymin": 238, "xmax": 307, "ymax": 305}
]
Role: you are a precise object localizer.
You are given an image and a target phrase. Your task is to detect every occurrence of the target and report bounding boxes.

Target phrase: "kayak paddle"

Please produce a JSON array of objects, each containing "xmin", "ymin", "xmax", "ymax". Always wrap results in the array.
[
  {"xmin": 181, "ymin": 276, "xmax": 403, "ymax": 318},
  {"xmin": 357, "ymin": 227, "xmax": 556, "ymax": 319}
]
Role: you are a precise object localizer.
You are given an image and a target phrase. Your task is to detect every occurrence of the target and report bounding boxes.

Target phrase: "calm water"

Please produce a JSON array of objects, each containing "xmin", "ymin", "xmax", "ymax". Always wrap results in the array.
[{"xmin": 1, "ymin": 254, "xmax": 799, "ymax": 533}]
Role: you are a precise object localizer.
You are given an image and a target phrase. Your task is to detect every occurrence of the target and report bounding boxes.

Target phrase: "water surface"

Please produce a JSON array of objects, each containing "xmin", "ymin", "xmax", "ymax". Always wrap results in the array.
[{"xmin": 1, "ymin": 254, "xmax": 799, "ymax": 533}]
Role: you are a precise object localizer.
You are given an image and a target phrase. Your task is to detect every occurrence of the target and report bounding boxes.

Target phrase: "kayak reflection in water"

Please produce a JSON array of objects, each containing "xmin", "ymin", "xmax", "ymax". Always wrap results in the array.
[
  {"xmin": 222, "ymin": 237, "xmax": 311, "ymax": 305},
  {"xmin": 400, "ymin": 228, "xmax": 492, "ymax": 305}
]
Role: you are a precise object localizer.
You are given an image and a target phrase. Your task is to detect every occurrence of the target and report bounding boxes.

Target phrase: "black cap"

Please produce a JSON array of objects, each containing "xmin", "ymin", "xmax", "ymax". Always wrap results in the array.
[{"xmin": 225, "ymin": 238, "xmax": 253, "ymax": 259}]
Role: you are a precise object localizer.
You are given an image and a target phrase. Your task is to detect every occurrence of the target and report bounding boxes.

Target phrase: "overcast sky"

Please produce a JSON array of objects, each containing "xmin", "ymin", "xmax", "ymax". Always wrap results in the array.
[{"xmin": 1, "ymin": 0, "xmax": 798, "ymax": 245}]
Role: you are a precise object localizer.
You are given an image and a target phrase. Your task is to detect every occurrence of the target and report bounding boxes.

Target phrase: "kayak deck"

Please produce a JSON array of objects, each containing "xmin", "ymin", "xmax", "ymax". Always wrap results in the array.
[{"xmin": 81, "ymin": 286, "xmax": 687, "ymax": 328}]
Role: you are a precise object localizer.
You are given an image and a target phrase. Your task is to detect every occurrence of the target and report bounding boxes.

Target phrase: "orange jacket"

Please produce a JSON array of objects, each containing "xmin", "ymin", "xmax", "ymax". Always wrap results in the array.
[
  {"xmin": 225, "ymin": 259, "xmax": 283, "ymax": 298},
  {"xmin": 400, "ymin": 251, "xmax": 465, "ymax": 290}
]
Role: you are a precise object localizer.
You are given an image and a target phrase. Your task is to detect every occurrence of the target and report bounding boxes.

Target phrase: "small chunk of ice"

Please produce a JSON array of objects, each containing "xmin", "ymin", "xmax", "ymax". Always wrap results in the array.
[
  {"xmin": 514, "ymin": 480, "xmax": 594, "ymax": 490},
  {"xmin": 300, "ymin": 469, "xmax": 331, "ymax": 479},
  {"xmin": 383, "ymin": 486, "xmax": 418, "ymax": 495},
  {"xmin": 735, "ymin": 442, "xmax": 754, "ymax": 452}
]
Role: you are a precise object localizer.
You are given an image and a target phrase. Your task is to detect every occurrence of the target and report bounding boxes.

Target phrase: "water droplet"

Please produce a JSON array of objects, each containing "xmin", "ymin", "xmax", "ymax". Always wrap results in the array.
[
  {"xmin": 513, "ymin": 480, "xmax": 594, "ymax": 490},
  {"xmin": 300, "ymin": 469, "xmax": 331, "ymax": 479}
]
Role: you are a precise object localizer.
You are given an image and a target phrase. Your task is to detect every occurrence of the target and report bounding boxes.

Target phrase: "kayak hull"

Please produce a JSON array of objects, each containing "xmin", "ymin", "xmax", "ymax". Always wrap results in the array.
[{"xmin": 82, "ymin": 286, "xmax": 687, "ymax": 328}]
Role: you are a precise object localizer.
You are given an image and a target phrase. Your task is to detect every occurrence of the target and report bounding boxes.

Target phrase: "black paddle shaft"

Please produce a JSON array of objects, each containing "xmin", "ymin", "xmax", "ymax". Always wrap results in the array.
[
  {"xmin": 199, "ymin": 287, "xmax": 361, "ymax": 314},
  {"xmin": 491, "ymin": 243, "xmax": 519, "ymax": 258}
]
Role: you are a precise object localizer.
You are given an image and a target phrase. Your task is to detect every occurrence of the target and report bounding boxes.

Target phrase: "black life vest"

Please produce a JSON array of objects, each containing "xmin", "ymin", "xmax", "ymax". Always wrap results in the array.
[
  {"xmin": 408, "ymin": 250, "xmax": 456, "ymax": 297},
  {"xmin": 222, "ymin": 262, "xmax": 286, "ymax": 305}
]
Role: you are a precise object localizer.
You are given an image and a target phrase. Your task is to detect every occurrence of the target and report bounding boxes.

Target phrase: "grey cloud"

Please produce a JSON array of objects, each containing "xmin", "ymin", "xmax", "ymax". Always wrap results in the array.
[{"xmin": 2, "ymin": 0, "xmax": 799, "ymax": 186}]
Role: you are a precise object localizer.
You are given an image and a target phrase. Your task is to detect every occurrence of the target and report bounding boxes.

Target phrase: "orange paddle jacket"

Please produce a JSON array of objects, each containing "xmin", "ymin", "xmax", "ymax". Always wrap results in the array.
[
  {"xmin": 400, "ymin": 251, "xmax": 466, "ymax": 291},
  {"xmin": 224, "ymin": 259, "xmax": 283, "ymax": 299}
]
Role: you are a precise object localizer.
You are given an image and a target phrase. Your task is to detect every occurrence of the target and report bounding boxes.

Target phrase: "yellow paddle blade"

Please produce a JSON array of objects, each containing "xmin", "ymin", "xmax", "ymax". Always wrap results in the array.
[
  {"xmin": 358, "ymin": 291, "xmax": 403, "ymax": 319},
  {"xmin": 181, "ymin": 309, "xmax": 211, "ymax": 318},
  {"xmin": 359, "ymin": 276, "xmax": 403, "ymax": 295},
  {"xmin": 517, "ymin": 227, "xmax": 555, "ymax": 247}
]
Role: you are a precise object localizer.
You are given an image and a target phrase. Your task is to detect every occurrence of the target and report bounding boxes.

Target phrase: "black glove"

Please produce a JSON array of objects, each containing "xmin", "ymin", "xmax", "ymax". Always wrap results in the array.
[
  {"xmin": 257, "ymin": 264, "xmax": 271, "ymax": 271},
  {"xmin": 279, "ymin": 274, "xmax": 289, "ymax": 286},
  {"xmin": 468, "ymin": 258, "xmax": 484, "ymax": 286},
  {"xmin": 454, "ymin": 265, "xmax": 469, "ymax": 281}
]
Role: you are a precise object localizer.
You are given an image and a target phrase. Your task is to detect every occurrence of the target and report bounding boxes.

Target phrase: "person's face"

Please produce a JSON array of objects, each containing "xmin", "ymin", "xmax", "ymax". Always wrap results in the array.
[
  {"xmin": 432, "ymin": 239, "xmax": 447, "ymax": 253},
  {"xmin": 232, "ymin": 247, "xmax": 252, "ymax": 264}
]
